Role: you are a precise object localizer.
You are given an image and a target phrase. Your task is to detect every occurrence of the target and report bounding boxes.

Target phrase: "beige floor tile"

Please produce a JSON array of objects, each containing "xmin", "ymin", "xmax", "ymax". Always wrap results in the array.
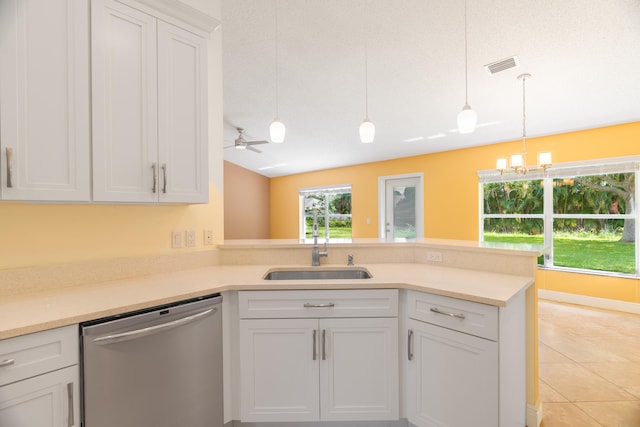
[
  {"xmin": 540, "ymin": 380, "xmax": 569, "ymax": 403},
  {"xmin": 582, "ymin": 362, "xmax": 640, "ymax": 398},
  {"xmin": 577, "ymin": 401, "xmax": 640, "ymax": 427},
  {"xmin": 540, "ymin": 333, "xmax": 631, "ymax": 363},
  {"xmin": 540, "ymin": 402, "xmax": 601, "ymax": 427},
  {"xmin": 539, "ymin": 342, "xmax": 574, "ymax": 364},
  {"xmin": 539, "ymin": 363, "xmax": 635, "ymax": 402}
]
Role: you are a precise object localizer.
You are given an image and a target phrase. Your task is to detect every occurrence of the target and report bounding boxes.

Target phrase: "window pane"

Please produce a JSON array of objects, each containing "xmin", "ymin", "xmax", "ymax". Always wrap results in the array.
[
  {"xmin": 552, "ymin": 220, "xmax": 635, "ymax": 274},
  {"xmin": 553, "ymin": 173, "xmax": 631, "ymax": 215},
  {"xmin": 483, "ymin": 181, "xmax": 543, "ymax": 215},
  {"xmin": 393, "ymin": 186, "xmax": 416, "ymax": 238},
  {"xmin": 302, "ymin": 191, "xmax": 352, "ymax": 239},
  {"xmin": 483, "ymin": 219, "xmax": 544, "ymax": 265}
]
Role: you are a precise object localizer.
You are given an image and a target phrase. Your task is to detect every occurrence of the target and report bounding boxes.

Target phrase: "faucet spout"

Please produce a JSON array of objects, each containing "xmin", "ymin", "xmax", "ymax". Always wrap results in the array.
[{"xmin": 311, "ymin": 209, "xmax": 328, "ymax": 266}]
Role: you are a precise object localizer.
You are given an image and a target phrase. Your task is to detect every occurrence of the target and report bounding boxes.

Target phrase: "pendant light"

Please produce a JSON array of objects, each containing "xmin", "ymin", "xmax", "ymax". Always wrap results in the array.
[
  {"xmin": 269, "ymin": 0, "xmax": 285, "ymax": 143},
  {"xmin": 496, "ymin": 73, "xmax": 552, "ymax": 174},
  {"xmin": 359, "ymin": 0, "xmax": 375, "ymax": 143},
  {"xmin": 457, "ymin": 0, "xmax": 477, "ymax": 134}
]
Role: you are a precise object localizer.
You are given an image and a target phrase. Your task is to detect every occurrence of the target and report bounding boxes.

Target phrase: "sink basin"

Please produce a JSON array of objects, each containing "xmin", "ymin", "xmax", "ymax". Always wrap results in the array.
[{"xmin": 263, "ymin": 267, "xmax": 372, "ymax": 280}]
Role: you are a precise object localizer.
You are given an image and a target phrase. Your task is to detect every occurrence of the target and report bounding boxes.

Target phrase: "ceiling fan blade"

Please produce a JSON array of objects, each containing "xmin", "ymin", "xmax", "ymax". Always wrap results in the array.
[
  {"xmin": 245, "ymin": 140, "xmax": 269, "ymax": 146},
  {"xmin": 247, "ymin": 145, "xmax": 262, "ymax": 153}
]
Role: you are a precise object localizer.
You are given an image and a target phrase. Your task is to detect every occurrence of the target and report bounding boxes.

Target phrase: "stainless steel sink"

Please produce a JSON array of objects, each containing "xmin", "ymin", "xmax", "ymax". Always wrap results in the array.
[{"xmin": 263, "ymin": 267, "xmax": 372, "ymax": 280}]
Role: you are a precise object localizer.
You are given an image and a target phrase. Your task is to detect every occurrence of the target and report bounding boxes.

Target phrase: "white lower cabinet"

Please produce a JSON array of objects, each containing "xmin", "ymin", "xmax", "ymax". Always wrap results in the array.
[
  {"xmin": 239, "ymin": 290, "xmax": 399, "ymax": 423},
  {"xmin": 406, "ymin": 318, "xmax": 498, "ymax": 426},
  {"xmin": 0, "ymin": 325, "xmax": 80, "ymax": 427},
  {"xmin": 0, "ymin": 366, "xmax": 79, "ymax": 427},
  {"xmin": 404, "ymin": 290, "xmax": 526, "ymax": 427}
]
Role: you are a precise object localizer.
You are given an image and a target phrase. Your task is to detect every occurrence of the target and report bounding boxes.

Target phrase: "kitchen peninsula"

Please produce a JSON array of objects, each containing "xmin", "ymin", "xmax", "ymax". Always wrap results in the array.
[{"xmin": 0, "ymin": 239, "xmax": 542, "ymax": 426}]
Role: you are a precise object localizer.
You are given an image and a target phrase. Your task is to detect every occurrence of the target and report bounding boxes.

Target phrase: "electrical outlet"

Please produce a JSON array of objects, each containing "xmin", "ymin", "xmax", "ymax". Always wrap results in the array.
[
  {"xmin": 426, "ymin": 251, "xmax": 442, "ymax": 262},
  {"xmin": 204, "ymin": 230, "xmax": 213, "ymax": 246},
  {"xmin": 186, "ymin": 230, "xmax": 196, "ymax": 247},
  {"xmin": 172, "ymin": 231, "xmax": 183, "ymax": 248}
]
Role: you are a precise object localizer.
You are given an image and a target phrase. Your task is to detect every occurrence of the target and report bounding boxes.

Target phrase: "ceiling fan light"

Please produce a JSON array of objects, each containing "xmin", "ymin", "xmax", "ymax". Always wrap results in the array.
[
  {"xmin": 359, "ymin": 119, "xmax": 375, "ymax": 143},
  {"xmin": 457, "ymin": 104, "xmax": 477, "ymax": 134},
  {"xmin": 235, "ymin": 143, "xmax": 247, "ymax": 150},
  {"xmin": 269, "ymin": 118, "xmax": 286, "ymax": 143}
]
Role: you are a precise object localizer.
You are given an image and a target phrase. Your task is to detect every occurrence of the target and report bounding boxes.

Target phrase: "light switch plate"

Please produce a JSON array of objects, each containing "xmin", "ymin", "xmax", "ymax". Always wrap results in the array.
[{"xmin": 186, "ymin": 230, "xmax": 196, "ymax": 247}]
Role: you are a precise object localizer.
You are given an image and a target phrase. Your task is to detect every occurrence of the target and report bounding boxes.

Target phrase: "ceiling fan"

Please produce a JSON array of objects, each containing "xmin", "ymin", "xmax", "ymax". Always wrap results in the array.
[{"xmin": 224, "ymin": 128, "xmax": 269, "ymax": 153}]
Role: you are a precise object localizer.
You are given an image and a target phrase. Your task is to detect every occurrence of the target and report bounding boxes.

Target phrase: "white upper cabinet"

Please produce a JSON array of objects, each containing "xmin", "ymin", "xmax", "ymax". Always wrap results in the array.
[
  {"xmin": 92, "ymin": 0, "xmax": 209, "ymax": 203},
  {"xmin": 0, "ymin": 0, "xmax": 91, "ymax": 201}
]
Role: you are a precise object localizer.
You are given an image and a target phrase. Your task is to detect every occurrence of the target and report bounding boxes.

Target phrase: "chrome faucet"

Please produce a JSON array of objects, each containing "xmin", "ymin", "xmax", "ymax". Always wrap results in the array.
[{"xmin": 311, "ymin": 209, "xmax": 328, "ymax": 266}]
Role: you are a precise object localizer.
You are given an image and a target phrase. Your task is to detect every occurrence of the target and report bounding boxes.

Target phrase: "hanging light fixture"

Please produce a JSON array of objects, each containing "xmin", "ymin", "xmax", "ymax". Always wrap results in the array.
[
  {"xmin": 496, "ymin": 73, "xmax": 552, "ymax": 174},
  {"xmin": 269, "ymin": 0, "xmax": 285, "ymax": 143},
  {"xmin": 359, "ymin": 0, "xmax": 375, "ymax": 143},
  {"xmin": 457, "ymin": 0, "xmax": 477, "ymax": 134}
]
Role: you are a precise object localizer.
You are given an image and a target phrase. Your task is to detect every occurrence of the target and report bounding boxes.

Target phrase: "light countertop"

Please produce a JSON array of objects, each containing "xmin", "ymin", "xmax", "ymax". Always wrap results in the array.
[{"xmin": 0, "ymin": 263, "xmax": 533, "ymax": 340}]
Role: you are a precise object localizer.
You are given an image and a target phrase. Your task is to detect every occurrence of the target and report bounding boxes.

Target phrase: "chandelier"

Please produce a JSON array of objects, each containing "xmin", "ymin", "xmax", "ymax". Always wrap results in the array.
[{"xmin": 496, "ymin": 73, "xmax": 551, "ymax": 174}]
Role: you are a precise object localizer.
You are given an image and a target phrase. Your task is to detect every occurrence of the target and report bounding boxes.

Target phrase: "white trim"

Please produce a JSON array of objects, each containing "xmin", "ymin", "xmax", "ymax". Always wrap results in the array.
[
  {"xmin": 527, "ymin": 402, "xmax": 543, "ymax": 427},
  {"xmin": 539, "ymin": 290, "xmax": 640, "ymax": 315}
]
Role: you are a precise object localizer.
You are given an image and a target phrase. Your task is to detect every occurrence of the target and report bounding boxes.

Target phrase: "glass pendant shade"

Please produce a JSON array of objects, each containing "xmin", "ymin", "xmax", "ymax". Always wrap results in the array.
[
  {"xmin": 511, "ymin": 154, "xmax": 523, "ymax": 168},
  {"xmin": 496, "ymin": 158, "xmax": 508, "ymax": 171},
  {"xmin": 538, "ymin": 152, "xmax": 552, "ymax": 167},
  {"xmin": 457, "ymin": 104, "xmax": 477, "ymax": 134},
  {"xmin": 359, "ymin": 119, "xmax": 375, "ymax": 143},
  {"xmin": 269, "ymin": 118, "xmax": 286, "ymax": 143}
]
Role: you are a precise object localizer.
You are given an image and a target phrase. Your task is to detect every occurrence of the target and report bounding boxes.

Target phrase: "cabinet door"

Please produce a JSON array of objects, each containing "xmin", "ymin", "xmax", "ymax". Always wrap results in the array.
[
  {"xmin": 0, "ymin": 365, "xmax": 79, "ymax": 427},
  {"xmin": 406, "ymin": 318, "xmax": 498, "ymax": 427},
  {"xmin": 0, "ymin": 0, "xmax": 90, "ymax": 201},
  {"xmin": 239, "ymin": 319, "xmax": 320, "ymax": 422},
  {"xmin": 320, "ymin": 317, "xmax": 399, "ymax": 421},
  {"xmin": 91, "ymin": 0, "xmax": 159, "ymax": 203},
  {"xmin": 157, "ymin": 22, "xmax": 208, "ymax": 203}
]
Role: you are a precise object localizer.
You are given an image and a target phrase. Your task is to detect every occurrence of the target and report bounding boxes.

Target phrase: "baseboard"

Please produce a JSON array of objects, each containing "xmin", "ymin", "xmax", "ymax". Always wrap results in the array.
[
  {"xmin": 527, "ymin": 402, "xmax": 543, "ymax": 427},
  {"xmin": 539, "ymin": 290, "xmax": 640, "ymax": 315}
]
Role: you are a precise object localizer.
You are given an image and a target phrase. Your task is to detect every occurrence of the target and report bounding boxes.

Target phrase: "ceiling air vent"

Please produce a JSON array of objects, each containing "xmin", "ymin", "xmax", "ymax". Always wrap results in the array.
[{"xmin": 484, "ymin": 56, "xmax": 520, "ymax": 75}]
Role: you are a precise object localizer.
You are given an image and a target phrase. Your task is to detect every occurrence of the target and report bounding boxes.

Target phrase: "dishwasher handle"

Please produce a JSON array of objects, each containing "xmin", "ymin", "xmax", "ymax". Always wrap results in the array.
[{"xmin": 93, "ymin": 307, "xmax": 217, "ymax": 345}]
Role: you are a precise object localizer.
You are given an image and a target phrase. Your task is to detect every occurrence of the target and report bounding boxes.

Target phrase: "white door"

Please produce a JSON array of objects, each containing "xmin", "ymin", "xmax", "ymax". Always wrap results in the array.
[
  {"xmin": 0, "ymin": 366, "xmax": 79, "ymax": 427},
  {"xmin": 380, "ymin": 175, "xmax": 423, "ymax": 240},
  {"xmin": 0, "ymin": 0, "xmax": 90, "ymax": 201},
  {"xmin": 239, "ymin": 319, "xmax": 320, "ymax": 422},
  {"xmin": 91, "ymin": 0, "xmax": 159, "ymax": 203},
  {"xmin": 320, "ymin": 317, "xmax": 399, "ymax": 421},
  {"xmin": 157, "ymin": 21, "xmax": 208, "ymax": 203},
  {"xmin": 406, "ymin": 318, "xmax": 498, "ymax": 427}
]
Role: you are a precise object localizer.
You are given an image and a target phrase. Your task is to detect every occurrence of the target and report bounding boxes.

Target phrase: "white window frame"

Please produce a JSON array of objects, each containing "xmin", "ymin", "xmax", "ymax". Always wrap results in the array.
[
  {"xmin": 478, "ymin": 155, "xmax": 640, "ymax": 278},
  {"xmin": 299, "ymin": 184, "xmax": 352, "ymax": 242}
]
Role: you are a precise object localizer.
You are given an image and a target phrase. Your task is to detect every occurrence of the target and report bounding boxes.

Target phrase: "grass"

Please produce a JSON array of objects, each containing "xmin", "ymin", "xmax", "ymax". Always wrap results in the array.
[
  {"xmin": 484, "ymin": 232, "xmax": 636, "ymax": 274},
  {"xmin": 305, "ymin": 227, "xmax": 352, "ymax": 239}
]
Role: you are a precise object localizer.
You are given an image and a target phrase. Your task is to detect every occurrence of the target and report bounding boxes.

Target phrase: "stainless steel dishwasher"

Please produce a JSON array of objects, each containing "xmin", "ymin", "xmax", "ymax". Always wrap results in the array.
[{"xmin": 81, "ymin": 293, "xmax": 222, "ymax": 427}]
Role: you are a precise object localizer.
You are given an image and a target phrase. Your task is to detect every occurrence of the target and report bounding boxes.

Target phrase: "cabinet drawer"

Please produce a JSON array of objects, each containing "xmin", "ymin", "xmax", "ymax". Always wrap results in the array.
[
  {"xmin": 239, "ymin": 289, "xmax": 398, "ymax": 319},
  {"xmin": 0, "ymin": 325, "xmax": 78, "ymax": 386},
  {"xmin": 406, "ymin": 291, "xmax": 498, "ymax": 341}
]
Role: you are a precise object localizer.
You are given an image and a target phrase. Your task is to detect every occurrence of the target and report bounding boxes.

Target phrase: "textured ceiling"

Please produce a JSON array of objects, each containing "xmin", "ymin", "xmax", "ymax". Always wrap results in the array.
[{"xmin": 222, "ymin": 0, "xmax": 640, "ymax": 177}]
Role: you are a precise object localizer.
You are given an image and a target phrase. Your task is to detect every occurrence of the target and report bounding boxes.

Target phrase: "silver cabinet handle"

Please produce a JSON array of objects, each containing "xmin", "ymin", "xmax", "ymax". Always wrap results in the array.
[
  {"xmin": 67, "ymin": 382, "xmax": 74, "ymax": 426},
  {"xmin": 93, "ymin": 307, "xmax": 216, "ymax": 345},
  {"xmin": 408, "ymin": 329, "xmax": 414, "ymax": 361},
  {"xmin": 5, "ymin": 147, "xmax": 13, "ymax": 188},
  {"xmin": 0, "ymin": 358, "xmax": 15, "ymax": 367},
  {"xmin": 313, "ymin": 329, "xmax": 317, "ymax": 360},
  {"xmin": 303, "ymin": 303, "xmax": 335, "ymax": 308},
  {"xmin": 322, "ymin": 329, "xmax": 327, "ymax": 360},
  {"xmin": 430, "ymin": 307, "xmax": 466, "ymax": 320},
  {"xmin": 161, "ymin": 163, "xmax": 167, "ymax": 194},
  {"xmin": 151, "ymin": 163, "xmax": 157, "ymax": 193}
]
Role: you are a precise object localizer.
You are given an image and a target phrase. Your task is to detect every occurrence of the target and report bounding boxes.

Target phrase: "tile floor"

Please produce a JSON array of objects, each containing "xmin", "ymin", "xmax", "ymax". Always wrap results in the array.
[{"xmin": 538, "ymin": 299, "xmax": 640, "ymax": 426}]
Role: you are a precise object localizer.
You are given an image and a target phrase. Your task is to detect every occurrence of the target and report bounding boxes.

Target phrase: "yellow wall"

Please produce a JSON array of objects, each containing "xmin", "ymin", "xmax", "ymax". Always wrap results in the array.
[
  {"xmin": 271, "ymin": 122, "xmax": 640, "ymax": 302},
  {"xmin": 0, "ymin": 185, "xmax": 223, "ymax": 270}
]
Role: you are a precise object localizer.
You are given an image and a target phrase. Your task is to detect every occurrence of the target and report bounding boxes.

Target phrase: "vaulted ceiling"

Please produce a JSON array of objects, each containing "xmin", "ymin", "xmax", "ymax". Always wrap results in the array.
[{"xmin": 222, "ymin": 0, "xmax": 640, "ymax": 177}]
